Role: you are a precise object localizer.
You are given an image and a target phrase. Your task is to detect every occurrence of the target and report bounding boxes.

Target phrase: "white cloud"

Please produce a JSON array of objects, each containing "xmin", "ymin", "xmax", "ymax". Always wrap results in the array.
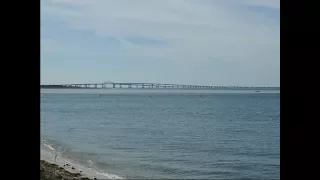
[{"xmin": 242, "ymin": 0, "xmax": 280, "ymax": 9}]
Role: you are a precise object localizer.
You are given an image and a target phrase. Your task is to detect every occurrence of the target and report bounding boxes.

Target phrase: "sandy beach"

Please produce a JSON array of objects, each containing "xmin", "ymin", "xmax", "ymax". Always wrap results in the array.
[{"xmin": 40, "ymin": 159, "xmax": 92, "ymax": 180}]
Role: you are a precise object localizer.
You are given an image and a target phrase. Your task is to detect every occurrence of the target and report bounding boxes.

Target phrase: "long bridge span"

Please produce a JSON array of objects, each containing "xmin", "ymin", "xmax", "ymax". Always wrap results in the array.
[{"xmin": 40, "ymin": 82, "xmax": 280, "ymax": 90}]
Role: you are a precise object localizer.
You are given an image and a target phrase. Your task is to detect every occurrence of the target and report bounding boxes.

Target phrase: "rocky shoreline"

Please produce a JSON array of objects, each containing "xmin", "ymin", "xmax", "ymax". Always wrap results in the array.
[{"xmin": 40, "ymin": 160, "xmax": 91, "ymax": 180}]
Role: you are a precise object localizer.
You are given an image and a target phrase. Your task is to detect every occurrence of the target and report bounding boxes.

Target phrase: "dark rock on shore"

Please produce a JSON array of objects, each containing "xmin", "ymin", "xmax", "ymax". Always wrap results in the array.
[{"xmin": 40, "ymin": 160, "xmax": 90, "ymax": 180}]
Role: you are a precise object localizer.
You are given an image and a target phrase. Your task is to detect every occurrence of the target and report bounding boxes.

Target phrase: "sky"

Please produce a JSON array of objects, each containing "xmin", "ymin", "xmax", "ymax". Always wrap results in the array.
[{"xmin": 41, "ymin": 0, "xmax": 280, "ymax": 86}]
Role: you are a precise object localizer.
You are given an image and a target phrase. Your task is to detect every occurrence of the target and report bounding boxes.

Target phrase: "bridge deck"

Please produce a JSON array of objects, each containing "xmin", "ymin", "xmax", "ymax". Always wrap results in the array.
[{"xmin": 40, "ymin": 82, "xmax": 280, "ymax": 90}]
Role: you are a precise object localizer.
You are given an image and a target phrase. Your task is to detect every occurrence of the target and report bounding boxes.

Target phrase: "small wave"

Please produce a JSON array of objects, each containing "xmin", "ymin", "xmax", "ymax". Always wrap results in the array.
[
  {"xmin": 96, "ymin": 171, "xmax": 124, "ymax": 179},
  {"xmin": 77, "ymin": 164, "xmax": 124, "ymax": 179},
  {"xmin": 41, "ymin": 140, "xmax": 125, "ymax": 179},
  {"xmin": 43, "ymin": 143, "xmax": 55, "ymax": 151}
]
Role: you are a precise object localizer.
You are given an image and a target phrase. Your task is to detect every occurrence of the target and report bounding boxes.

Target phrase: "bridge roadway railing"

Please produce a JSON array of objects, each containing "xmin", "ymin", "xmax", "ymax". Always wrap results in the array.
[{"xmin": 41, "ymin": 83, "xmax": 280, "ymax": 90}]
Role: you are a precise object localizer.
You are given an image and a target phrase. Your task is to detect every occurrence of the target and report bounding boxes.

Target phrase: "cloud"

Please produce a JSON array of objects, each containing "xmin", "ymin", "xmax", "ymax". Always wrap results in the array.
[
  {"xmin": 41, "ymin": 0, "xmax": 280, "ymax": 86},
  {"xmin": 125, "ymin": 36, "xmax": 168, "ymax": 46}
]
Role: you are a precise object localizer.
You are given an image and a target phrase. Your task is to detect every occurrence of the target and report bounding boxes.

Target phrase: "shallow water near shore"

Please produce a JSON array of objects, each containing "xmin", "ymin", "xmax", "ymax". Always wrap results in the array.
[{"xmin": 41, "ymin": 89, "xmax": 280, "ymax": 179}]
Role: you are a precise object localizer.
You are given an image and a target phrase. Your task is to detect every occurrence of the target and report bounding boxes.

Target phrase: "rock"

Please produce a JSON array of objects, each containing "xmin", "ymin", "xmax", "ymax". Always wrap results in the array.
[{"xmin": 40, "ymin": 160, "xmax": 90, "ymax": 180}]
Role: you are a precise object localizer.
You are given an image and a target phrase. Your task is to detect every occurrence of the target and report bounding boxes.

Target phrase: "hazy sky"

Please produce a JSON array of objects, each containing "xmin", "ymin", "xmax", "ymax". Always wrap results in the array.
[{"xmin": 41, "ymin": 0, "xmax": 280, "ymax": 86}]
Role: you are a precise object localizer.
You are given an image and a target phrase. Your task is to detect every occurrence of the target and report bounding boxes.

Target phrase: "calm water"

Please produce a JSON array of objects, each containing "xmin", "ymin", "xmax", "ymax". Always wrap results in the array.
[{"xmin": 40, "ymin": 89, "xmax": 280, "ymax": 179}]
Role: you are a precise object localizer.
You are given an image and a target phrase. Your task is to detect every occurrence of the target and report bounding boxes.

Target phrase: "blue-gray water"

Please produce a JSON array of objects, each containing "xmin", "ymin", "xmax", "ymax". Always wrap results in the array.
[{"xmin": 40, "ymin": 89, "xmax": 280, "ymax": 179}]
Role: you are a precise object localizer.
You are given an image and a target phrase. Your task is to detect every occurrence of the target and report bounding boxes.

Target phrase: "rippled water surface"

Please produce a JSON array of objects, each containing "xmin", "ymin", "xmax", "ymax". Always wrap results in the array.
[{"xmin": 41, "ymin": 89, "xmax": 280, "ymax": 179}]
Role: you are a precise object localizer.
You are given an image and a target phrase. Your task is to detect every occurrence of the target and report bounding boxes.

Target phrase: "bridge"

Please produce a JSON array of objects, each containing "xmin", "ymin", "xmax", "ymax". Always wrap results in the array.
[{"xmin": 40, "ymin": 82, "xmax": 280, "ymax": 90}]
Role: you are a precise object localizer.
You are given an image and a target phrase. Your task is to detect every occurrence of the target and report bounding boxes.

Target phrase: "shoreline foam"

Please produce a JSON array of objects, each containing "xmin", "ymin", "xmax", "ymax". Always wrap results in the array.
[{"xmin": 41, "ymin": 142, "xmax": 125, "ymax": 179}]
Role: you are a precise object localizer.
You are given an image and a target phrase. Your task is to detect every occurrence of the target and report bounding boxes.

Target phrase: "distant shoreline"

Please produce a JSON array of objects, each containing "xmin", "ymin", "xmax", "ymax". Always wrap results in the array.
[
  {"xmin": 40, "ymin": 87, "xmax": 280, "ymax": 90},
  {"xmin": 41, "ymin": 87, "xmax": 94, "ymax": 89}
]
